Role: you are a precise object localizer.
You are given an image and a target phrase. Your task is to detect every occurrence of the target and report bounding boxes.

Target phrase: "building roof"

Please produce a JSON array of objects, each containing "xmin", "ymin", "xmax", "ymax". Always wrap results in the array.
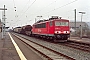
[{"xmin": 70, "ymin": 22, "xmax": 89, "ymax": 28}]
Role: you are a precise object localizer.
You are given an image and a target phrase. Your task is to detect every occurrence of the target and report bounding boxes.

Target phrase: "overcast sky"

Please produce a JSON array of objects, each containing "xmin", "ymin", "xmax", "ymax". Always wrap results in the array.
[{"xmin": 0, "ymin": 0, "xmax": 90, "ymax": 28}]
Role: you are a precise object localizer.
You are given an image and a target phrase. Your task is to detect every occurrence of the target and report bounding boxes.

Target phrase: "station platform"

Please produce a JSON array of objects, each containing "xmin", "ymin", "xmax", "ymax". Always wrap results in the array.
[
  {"xmin": 0, "ymin": 32, "xmax": 43, "ymax": 60},
  {"xmin": 0, "ymin": 32, "xmax": 20, "ymax": 60},
  {"xmin": 69, "ymin": 37, "xmax": 90, "ymax": 44}
]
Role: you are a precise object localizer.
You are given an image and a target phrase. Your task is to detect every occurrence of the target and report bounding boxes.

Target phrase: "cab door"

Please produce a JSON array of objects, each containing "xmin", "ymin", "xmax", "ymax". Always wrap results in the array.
[{"xmin": 49, "ymin": 21, "xmax": 54, "ymax": 34}]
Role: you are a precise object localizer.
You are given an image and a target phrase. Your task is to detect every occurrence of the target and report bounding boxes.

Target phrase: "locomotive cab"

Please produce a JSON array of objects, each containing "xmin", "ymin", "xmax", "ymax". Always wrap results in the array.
[
  {"xmin": 53, "ymin": 19, "xmax": 70, "ymax": 42},
  {"xmin": 32, "ymin": 16, "xmax": 70, "ymax": 42}
]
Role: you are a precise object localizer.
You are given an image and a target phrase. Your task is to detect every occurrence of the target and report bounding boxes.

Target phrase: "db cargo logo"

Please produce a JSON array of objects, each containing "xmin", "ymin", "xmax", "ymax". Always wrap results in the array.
[{"xmin": 38, "ymin": 29, "xmax": 41, "ymax": 32}]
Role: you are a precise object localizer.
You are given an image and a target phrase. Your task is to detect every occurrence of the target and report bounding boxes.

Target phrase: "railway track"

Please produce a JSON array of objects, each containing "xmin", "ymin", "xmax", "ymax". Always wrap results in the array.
[
  {"xmin": 11, "ymin": 33, "xmax": 75, "ymax": 60},
  {"xmin": 11, "ymin": 32, "xmax": 90, "ymax": 60},
  {"xmin": 60, "ymin": 41, "xmax": 90, "ymax": 52},
  {"xmin": 34, "ymin": 35, "xmax": 90, "ymax": 52}
]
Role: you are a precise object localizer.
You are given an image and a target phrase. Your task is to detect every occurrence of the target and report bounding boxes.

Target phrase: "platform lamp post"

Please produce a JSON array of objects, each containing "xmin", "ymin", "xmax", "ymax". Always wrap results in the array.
[
  {"xmin": 0, "ymin": 5, "xmax": 7, "ymax": 39},
  {"xmin": 79, "ymin": 12, "xmax": 85, "ymax": 39}
]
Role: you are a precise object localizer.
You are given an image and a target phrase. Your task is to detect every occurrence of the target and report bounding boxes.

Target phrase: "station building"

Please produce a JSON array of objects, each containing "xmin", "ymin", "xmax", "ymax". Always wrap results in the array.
[
  {"xmin": 70, "ymin": 22, "xmax": 90, "ymax": 30},
  {"xmin": 70, "ymin": 22, "xmax": 90, "ymax": 37}
]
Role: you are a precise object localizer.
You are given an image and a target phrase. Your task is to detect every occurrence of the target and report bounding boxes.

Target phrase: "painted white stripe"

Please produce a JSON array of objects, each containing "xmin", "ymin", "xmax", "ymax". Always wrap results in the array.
[{"xmin": 8, "ymin": 32, "xmax": 27, "ymax": 60}]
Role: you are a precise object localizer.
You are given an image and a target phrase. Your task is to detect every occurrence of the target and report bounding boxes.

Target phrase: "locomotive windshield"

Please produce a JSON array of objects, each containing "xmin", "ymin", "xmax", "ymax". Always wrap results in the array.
[{"xmin": 55, "ymin": 21, "xmax": 68, "ymax": 26}]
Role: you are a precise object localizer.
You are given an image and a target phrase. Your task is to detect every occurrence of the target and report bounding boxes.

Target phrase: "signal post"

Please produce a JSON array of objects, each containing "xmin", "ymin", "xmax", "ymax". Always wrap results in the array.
[{"xmin": 0, "ymin": 5, "xmax": 7, "ymax": 39}]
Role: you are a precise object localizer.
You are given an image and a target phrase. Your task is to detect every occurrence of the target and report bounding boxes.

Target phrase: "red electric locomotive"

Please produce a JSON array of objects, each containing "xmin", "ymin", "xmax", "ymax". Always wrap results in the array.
[{"xmin": 32, "ymin": 16, "xmax": 70, "ymax": 42}]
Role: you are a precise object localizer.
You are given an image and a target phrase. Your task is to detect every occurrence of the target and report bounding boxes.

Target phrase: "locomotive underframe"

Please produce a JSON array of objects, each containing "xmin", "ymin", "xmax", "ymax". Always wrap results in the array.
[
  {"xmin": 54, "ymin": 34, "xmax": 70, "ymax": 40},
  {"xmin": 32, "ymin": 32, "xmax": 70, "ymax": 42}
]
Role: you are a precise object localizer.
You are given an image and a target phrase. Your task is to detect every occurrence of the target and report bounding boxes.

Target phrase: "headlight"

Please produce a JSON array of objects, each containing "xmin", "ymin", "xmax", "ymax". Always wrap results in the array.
[
  {"xmin": 55, "ymin": 31, "xmax": 58, "ymax": 33},
  {"xmin": 58, "ymin": 31, "xmax": 61, "ymax": 33},
  {"xmin": 55, "ymin": 31, "xmax": 61, "ymax": 34},
  {"xmin": 63, "ymin": 31, "xmax": 70, "ymax": 33},
  {"xmin": 67, "ymin": 31, "xmax": 70, "ymax": 33},
  {"xmin": 63, "ymin": 31, "xmax": 66, "ymax": 33}
]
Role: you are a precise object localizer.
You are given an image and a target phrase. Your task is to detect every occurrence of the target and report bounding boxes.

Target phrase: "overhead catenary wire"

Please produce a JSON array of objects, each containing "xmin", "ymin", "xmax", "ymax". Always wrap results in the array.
[
  {"xmin": 42, "ymin": 0, "xmax": 78, "ymax": 16},
  {"xmin": 20, "ymin": 0, "xmax": 30, "ymax": 12},
  {"xmin": 18, "ymin": 0, "xmax": 31, "ymax": 17},
  {"xmin": 17, "ymin": 0, "xmax": 37, "ymax": 20},
  {"xmin": 14, "ymin": 0, "xmax": 58, "ymax": 22},
  {"xmin": 23, "ymin": 0, "xmax": 58, "ymax": 23},
  {"xmin": 9, "ymin": 0, "xmax": 30, "ymax": 26},
  {"xmin": 30, "ymin": 0, "xmax": 57, "ymax": 15},
  {"xmin": 12, "ymin": 0, "xmax": 78, "ymax": 27},
  {"xmin": 27, "ymin": 0, "xmax": 78, "ymax": 21},
  {"xmin": 27, "ymin": 0, "xmax": 78, "ymax": 22},
  {"xmin": 12, "ymin": 0, "xmax": 37, "ymax": 26},
  {"xmin": 16, "ymin": 0, "xmax": 57, "ymax": 25},
  {"xmin": 26, "ymin": 0, "xmax": 78, "ymax": 24},
  {"xmin": 14, "ymin": 0, "xmax": 31, "ymax": 23}
]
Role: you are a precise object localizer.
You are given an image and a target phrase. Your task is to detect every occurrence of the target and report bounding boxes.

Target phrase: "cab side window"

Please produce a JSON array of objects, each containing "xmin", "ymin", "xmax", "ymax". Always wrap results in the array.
[{"xmin": 50, "ymin": 21, "xmax": 53, "ymax": 26}]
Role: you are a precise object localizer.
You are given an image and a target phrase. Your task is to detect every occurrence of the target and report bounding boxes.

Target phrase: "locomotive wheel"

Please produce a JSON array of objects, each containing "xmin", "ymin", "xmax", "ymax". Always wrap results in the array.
[
  {"xmin": 49, "ymin": 37, "xmax": 54, "ymax": 40},
  {"xmin": 42, "ymin": 36, "xmax": 46, "ymax": 40},
  {"xmin": 46, "ymin": 36, "xmax": 49, "ymax": 40}
]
